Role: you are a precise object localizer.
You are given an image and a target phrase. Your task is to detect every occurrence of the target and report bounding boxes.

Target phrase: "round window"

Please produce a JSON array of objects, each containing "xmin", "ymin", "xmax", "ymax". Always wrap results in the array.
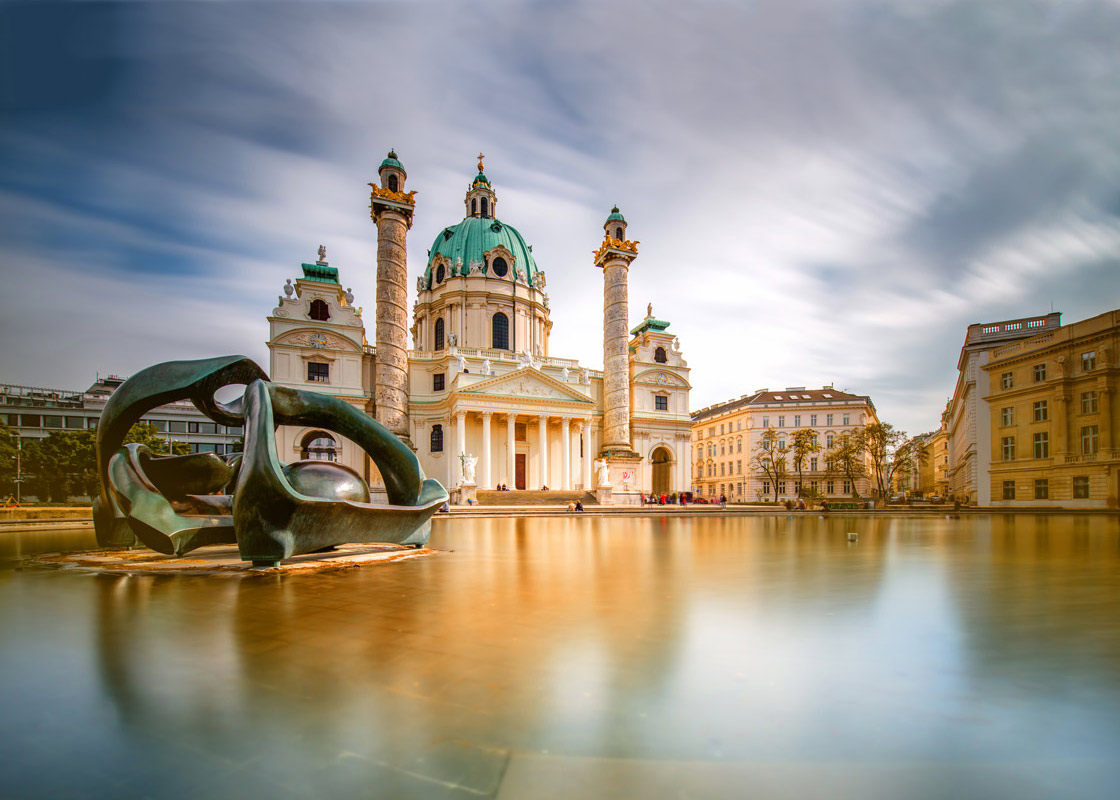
[
  {"xmin": 491, "ymin": 257, "xmax": 508, "ymax": 277},
  {"xmin": 435, "ymin": 264, "xmax": 445, "ymax": 284}
]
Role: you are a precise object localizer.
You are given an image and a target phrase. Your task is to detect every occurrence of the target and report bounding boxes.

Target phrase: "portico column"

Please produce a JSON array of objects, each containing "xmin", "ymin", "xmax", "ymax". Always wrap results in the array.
[
  {"xmin": 538, "ymin": 415, "xmax": 549, "ymax": 489},
  {"xmin": 560, "ymin": 417, "xmax": 571, "ymax": 490},
  {"xmin": 507, "ymin": 414, "xmax": 517, "ymax": 488},
  {"xmin": 480, "ymin": 412, "xmax": 492, "ymax": 488},
  {"xmin": 456, "ymin": 410, "xmax": 467, "ymax": 485},
  {"xmin": 582, "ymin": 420, "xmax": 592, "ymax": 489}
]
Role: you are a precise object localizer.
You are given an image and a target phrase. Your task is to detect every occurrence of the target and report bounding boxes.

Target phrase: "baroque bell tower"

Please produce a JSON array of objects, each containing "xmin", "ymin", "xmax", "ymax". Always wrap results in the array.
[{"xmin": 369, "ymin": 150, "xmax": 416, "ymax": 446}]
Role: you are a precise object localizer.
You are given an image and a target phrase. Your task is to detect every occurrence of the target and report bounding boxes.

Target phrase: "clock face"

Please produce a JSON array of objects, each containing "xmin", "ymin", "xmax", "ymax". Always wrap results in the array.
[
  {"xmin": 310, "ymin": 333, "xmax": 328, "ymax": 349},
  {"xmin": 656, "ymin": 373, "xmax": 669, "ymax": 385}
]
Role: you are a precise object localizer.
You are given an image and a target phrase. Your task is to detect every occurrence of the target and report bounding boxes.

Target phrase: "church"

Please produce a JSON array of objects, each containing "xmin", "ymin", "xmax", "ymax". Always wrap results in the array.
[{"xmin": 267, "ymin": 153, "xmax": 692, "ymax": 503}]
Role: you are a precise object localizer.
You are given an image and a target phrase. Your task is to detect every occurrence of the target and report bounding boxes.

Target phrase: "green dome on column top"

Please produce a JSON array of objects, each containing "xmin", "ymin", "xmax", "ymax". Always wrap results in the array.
[
  {"xmin": 422, "ymin": 217, "xmax": 539, "ymax": 288},
  {"xmin": 380, "ymin": 150, "xmax": 404, "ymax": 172},
  {"xmin": 606, "ymin": 206, "xmax": 626, "ymax": 223}
]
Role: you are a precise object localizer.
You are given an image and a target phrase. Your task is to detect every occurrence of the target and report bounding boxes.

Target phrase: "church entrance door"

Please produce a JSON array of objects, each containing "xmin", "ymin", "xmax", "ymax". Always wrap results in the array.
[
  {"xmin": 651, "ymin": 447, "xmax": 672, "ymax": 496},
  {"xmin": 515, "ymin": 454, "xmax": 527, "ymax": 490}
]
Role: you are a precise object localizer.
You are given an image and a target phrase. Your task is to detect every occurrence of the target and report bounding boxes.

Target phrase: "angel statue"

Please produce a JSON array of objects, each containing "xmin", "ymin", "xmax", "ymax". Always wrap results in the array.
[
  {"xmin": 460, "ymin": 453, "xmax": 478, "ymax": 484},
  {"xmin": 594, "ymin": 458, "xmax": 611, "ymax": 487}
]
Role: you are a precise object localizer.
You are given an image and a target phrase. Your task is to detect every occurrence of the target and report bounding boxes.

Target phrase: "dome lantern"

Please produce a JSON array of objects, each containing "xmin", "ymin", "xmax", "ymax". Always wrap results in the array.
[
  {"xmin": 604, "ymin": 206, "xmax": 627, "ymax": 241},
  {"xmin": 465, "ymin": 153, "xmax": 497, "ymax": 219},
  {"xmin": 378, "ymin": 149, "xmax": 407, "ymax": 194}
]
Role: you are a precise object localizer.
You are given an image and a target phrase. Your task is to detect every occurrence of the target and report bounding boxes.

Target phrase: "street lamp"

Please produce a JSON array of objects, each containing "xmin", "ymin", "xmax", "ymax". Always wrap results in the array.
[{"xmin": 13, "ymin": 435, "xmax": 22, "ymax": 505}]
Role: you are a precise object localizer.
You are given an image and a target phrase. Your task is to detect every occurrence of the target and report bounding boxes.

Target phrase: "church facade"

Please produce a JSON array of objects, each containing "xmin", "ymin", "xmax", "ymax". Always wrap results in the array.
[{"xmin": 267, "ymin": 153, "xmax": 692, "ymax": 503}]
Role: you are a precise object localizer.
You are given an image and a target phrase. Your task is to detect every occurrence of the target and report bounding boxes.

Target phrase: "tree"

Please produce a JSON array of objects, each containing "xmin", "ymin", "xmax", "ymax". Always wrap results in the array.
[
  {"xmin": 861, "ymin": 422, "xmax": 926, "ymax": 502},
  {"xmin": 0, "ymin": 422, "xmax": 20, "ymax": 495},
  {"xmin": 123, "ymin": 423, "xmax": 189, "ymax": 456},
  {"xmin": 790, "ymin": 428, "xmax": 821, "ymax": 498},
  {"xmin": 826, "ymin": 431, "xmax": 866, "ymax": 498},
  {"xmin": 751, "ymin": 428, "xmax": 789, "ymax": 503}
]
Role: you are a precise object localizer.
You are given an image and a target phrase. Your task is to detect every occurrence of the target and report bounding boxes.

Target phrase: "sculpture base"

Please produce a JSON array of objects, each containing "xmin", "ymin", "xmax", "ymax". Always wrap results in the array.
[{"xmin": 595, "ymin": 487, "xmax": 613, "ymax": 505}]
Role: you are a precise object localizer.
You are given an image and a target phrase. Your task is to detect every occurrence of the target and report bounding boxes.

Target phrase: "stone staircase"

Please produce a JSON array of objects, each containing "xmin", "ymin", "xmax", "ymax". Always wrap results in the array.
[{"xmin": 476, "ymin": 490, "xmax": 598, "ymax": 507}]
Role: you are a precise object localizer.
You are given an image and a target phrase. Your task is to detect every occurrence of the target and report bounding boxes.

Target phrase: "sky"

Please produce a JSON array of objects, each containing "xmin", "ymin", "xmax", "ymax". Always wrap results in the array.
[{"xmin": 1, "ymin": 0, "xmax": 1118, "ymax": 435}]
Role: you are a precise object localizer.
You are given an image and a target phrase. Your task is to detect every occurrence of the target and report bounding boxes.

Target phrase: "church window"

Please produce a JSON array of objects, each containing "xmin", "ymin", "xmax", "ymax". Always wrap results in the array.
[
  {"xmin": 492, "ymin": 312, "xmax": 510, "ymax": 350},
  {"xmin": 433, "ymin": 373, "xmax": 445, "ymax": 391},
  {"xmin": 435, "ymin": 264, "xmax": 446, "ymax": 284},
  {"xmin": 307, "ymin": 362, "xmax": 329, "ymax": 383},
  {"xmin": 430, "ymin": 425, "xmax": 444, "ymax": 453},
  {"xmin": 472, "ymin": 199, "xmax": 478, "ymax": 216},
  {"xmin": 615, "ymin": 227, "xmax": 623, "ymax": 240},
  {"xmin": 309, "ymin": 299, "xmax": 330, "ymax": 321},
  {"xmin": 654, "ymin": 347, "xmax": 667, "ymax": 363},
  {"xmin": 491, "ymin": 257, "xmax": 509, "ymax": 278},
  {"xmin": 387, "ymin": 174, "xmax": 399, "ymax": 193},
  {"xmin": 481, "ymin": 197, "xmax": 489, "ymax": 217},
  {"xmin": 655, "ymin": 395, "xmax": 668, "ymax": 411},
  {"xmin": 434, "ymin": 318, "xmax": 445, "ymax": 351}
]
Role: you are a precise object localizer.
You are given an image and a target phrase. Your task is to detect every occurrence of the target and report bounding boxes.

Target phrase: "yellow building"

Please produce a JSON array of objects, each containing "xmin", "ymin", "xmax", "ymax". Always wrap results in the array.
[
  {"xmin": 983, "ymin": 308, "xmax": 1119, "ymax": 508},
  {"xmin": 691, "ymin": 387, "xmax": 878, "ymax": 502}
]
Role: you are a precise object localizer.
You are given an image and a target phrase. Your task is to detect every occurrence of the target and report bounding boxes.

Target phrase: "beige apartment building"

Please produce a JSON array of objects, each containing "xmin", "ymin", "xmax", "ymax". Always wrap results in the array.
[
  {"xmin": 691, "ymin": 387, "xmax": 877, "ymax": 501},
  {"xmin": 946, "ymin": 313, "xmax": 1062, "ymax": 505},
  {"xmin": 983, "ymin": 308, "xmax": 1119, "ymax": 508}
]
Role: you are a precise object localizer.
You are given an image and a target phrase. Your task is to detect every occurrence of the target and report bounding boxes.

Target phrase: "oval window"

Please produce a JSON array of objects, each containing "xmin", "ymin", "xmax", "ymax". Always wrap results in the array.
[
  {"xmin": 491, "ymin": 257, "xmax": 508, "ymax": 277},
  {"xmin": 435, "ymin": 264, "xmax": 445, "ymax": 284}
]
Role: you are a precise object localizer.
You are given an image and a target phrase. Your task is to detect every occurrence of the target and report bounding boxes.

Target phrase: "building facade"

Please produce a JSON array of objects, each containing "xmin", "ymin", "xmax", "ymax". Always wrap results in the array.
[
  {"xmin": 691, "ymin": 387, "xmax": 878, "ymax": 502},
  {"xmin": 268, "ymin": 154, "xmax": 693, "ymax": 503},
  {"xmin": 1, "ymin": 376, "xmax": 243, "ymax": 455},
  {"xmin": 946, "ymin": 313, "xmax": 1062, "ymax": 505},
  {"xmin": 983, "ymin": 308, "xmax": 1119, "ymax": 508}
]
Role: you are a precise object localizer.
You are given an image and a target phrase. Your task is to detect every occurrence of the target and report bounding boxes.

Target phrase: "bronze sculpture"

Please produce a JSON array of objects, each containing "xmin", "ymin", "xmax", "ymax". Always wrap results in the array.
[{"xmin": 94, "ymin": 356, "xmax": 447, "ymax": 566}]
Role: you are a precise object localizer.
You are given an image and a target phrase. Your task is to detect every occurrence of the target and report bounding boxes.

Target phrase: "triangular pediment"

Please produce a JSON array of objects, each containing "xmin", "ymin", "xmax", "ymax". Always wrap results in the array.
[
  {"xmin": 459, "ymin": 367, "xmax": 593, "ymax": 403},
  {"xmin": 633, "ymin": 368, "xmax": 691, "ymax": 389}
]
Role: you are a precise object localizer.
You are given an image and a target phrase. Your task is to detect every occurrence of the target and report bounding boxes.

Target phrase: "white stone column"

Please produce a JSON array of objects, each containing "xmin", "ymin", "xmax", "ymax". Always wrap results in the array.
[
  {"xmin": 560, "ymin": 417, "xmax": 571, "ymax": 491},
  {"xmin": 582, "ymin": 420, "xmax": 592, "ymax": 489},
  {"xmin": 538, "ymin": 415, "xmax": 549, "ymax": 489},
  {"xmin": 507, "ymin": 414, "xmax": 517, "ymax": 489},
  {"xmin": 480, "ymin": 412, "xmax": 492, "ymax": 489},
  {"xmin": 455, "ymin": 410, "xmax": 466, "ymax": 485}
]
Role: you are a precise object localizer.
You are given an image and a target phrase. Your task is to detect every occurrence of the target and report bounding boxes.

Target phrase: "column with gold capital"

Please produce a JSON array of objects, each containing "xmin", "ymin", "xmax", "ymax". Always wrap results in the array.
[
  {"xmin": 369, "ymin": 150, "xmax": 417, "ymax": 446},
  {"xmin": 594, "ymin": 207, "xmax": 640, "ymax": 459}
]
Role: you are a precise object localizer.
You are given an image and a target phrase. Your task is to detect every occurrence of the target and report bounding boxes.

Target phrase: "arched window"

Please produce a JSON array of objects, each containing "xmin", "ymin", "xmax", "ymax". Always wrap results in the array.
[
  {"xmin": 616, "ymin": 226, "xmax": 624, "ymax": 240},
  {"xmin": 471, "ymin": 198, "xmax": 478, "ymax": 216},
  {"xmin": 387, "ymin": 174, "xmax": 399, "ymax": 193},
  {"xmin": 491, "ymin": 256, "xmax": 508, "ymax": 278},
  {"xmin": 492, "ymin": 312, "xmax": 509, "ymax": 350},
  {"xmin": 309, "ymin": 299, "xmax": 330, "ymax": 321},
  {"xmin": 301, "ymin": 431, "xmax": 337, "ymax": 462},
  {"xmin": 434, "ymin": 318, "xmax": 445, "ymax": 351},
  {"xmin": 430, "ymin": 424, "xmax": 444, "ymax": 453},
  {"xmin": 435, "ymin": 264, "xmax": 445, "ymax": 284},
  {"xmin": 654, "ymin": 347, "xmax": 667, "ymax": 363},
  {"xmin": 481, "ymin": 197, "xmax": 489, "ymax": 217}
]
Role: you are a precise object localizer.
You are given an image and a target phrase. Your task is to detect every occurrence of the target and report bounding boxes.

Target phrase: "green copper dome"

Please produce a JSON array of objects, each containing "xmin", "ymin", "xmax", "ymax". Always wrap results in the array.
[
  {"xmin": 423, "ymin": 216, "xmax": 539, "ymax": 288},
  {"xmin": 606, "ymin": 206, "xmax": 626, "ymax": 223},
  {"xmin": 380, "ymin": 150, "xmax": 404, "ymax": 171},
  {"xmin": 472, "ymin": 172, "xmax": 490, "ymax": 186}
]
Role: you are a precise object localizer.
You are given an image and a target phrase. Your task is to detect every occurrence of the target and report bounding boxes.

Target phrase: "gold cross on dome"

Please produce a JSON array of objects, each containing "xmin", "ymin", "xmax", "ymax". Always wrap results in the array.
[{"xmin": 477, "ymin": 153, "xmax": 485, "ymax": 172}]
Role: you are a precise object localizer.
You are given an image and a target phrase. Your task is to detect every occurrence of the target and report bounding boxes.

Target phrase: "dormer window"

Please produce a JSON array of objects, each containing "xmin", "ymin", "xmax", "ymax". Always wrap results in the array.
[
  {"xmin": 387, "ymin": 174, "xmax": 399, "ymax": 193},
  {"xmin": 435, "ymin": 264, "xmax": 445, "ymax": 284},
  {"xmin": 654, "ymin": 347, "xmax": 667, "ymax": 363},
  {"xmin": 309, "ymin": 299, "xmax": 330, "ymax": 321},
  {"xmin": 491, "ymin": 256, "xmax": 508, "ymax": 278}
]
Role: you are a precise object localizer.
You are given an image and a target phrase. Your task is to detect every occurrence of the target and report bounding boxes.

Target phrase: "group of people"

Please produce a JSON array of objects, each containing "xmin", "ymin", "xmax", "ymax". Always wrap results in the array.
[
  {"xmin": 494, "ymin": 484, "xmax": 510, "ymax": 491},
  {"xmin": 641, "ymin": 492, "xmax": 687, "ymax": 506},
  {"xmin": 565, "ymin": 500, "xmax": 585, "ymax": 512}
]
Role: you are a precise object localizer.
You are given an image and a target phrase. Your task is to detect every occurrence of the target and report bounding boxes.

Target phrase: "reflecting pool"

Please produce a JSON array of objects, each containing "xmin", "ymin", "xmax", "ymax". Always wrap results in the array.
[{"xmin": 2, "ymin": 514, "xmax": 1119, "ymax": 799}]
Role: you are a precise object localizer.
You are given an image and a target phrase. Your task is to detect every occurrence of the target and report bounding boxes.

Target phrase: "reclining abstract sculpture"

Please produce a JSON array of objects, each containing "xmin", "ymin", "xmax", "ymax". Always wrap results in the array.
[{"xmin": 93, "ymin": 355, "xmax": 448, "ymax": 566}]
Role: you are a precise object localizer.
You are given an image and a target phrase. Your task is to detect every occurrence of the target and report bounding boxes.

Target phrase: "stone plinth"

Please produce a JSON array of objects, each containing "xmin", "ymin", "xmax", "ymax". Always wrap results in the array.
[{"xmin": 457, "ymin": 484, "xmax": 478, "ymax": 506}]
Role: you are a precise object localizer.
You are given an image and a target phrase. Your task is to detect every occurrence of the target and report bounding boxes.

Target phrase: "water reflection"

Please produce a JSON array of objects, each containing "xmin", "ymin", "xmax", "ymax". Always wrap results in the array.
[{"xmin": 2, "ymin": 514, "xmax": 1119, "ymax": 798}]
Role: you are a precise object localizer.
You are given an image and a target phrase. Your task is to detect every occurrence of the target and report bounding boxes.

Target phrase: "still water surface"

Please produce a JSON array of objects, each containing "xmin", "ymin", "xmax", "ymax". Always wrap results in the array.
[{"xmin": 1, "ymin": 514, "xmax": 1118, "ymax": 799}]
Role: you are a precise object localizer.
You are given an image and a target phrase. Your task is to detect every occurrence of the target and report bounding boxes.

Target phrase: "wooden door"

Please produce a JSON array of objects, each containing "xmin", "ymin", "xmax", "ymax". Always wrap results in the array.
[{"xmin": 515, "ymin": 453, "xmax": 527, "ymax": 490}]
